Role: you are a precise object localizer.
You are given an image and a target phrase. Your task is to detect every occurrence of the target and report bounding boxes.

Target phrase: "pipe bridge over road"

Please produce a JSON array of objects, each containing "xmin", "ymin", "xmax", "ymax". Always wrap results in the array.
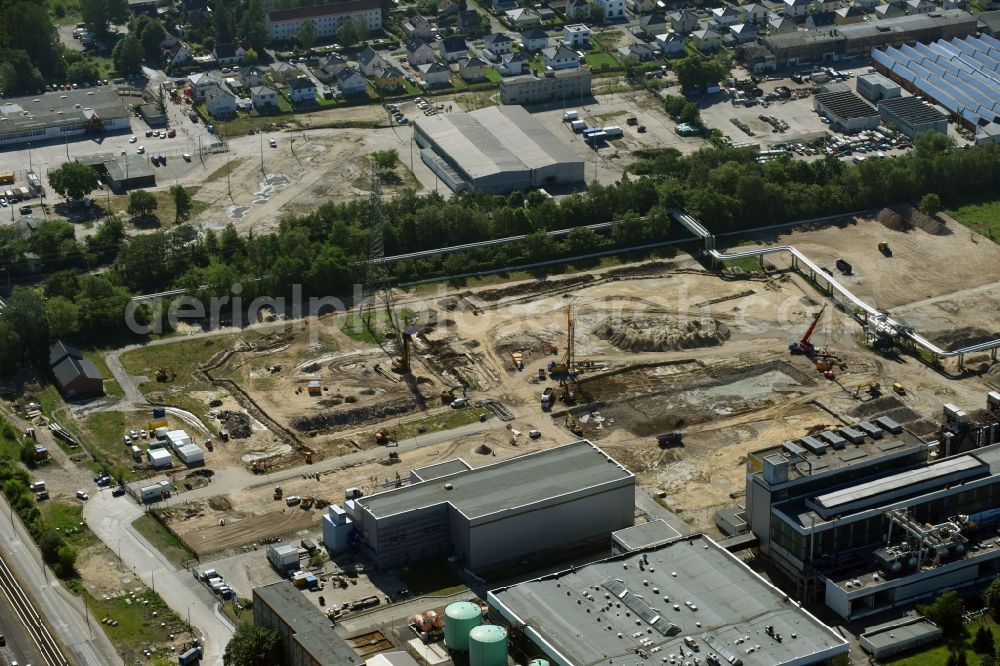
[{"xmin": 670, "ymin": 209, "xmax": 1000, "ymax": 369}]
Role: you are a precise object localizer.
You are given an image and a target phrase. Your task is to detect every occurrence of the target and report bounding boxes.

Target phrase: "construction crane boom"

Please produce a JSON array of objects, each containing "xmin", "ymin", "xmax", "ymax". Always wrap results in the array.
[{"xmin": 790, "ymin": 304, "xmax": 826, "ymax": 355}]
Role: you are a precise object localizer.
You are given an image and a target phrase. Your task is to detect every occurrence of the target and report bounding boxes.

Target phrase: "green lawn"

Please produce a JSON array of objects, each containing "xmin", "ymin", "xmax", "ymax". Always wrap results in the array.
[
  {"xmin": 585, "ymin": 52, "xmax": 619, "ymax": 69},
  {"xmin": 133, "ymin": 513, "xmax": 197, "ymax": 568},
  {"xmin": 219, "ymin": 112, "xmax": 299, "ymax": 137},
  {"xmin": 104, "ymin": 186, "xmax": 208, "ymax": 230},
  {"xmin": 948, "ymin": 198, "xmax": 1000, "ymax": 243},
  {"xmin": 40, "ymin": 502, "xmax": 97, "ymax": 550},
  {"xmin": 83, "ymin": 350, "xmax": 125, "ymax": 399},
  {"xmin": 884, "ymin": 617, "xmax": 1000, "ymax": 665},
  {"xmin": 82, "ymin": 587, "xmax": 191, "ymax": 655},
  {"xmin": 340, "ymin": 314, "xmax": 387, "ymax": 344},
  {"xmin": 484, "ymin": 68, "xmax": 503, "ymax": 83},
  {"xmin": 80, "ymin": 410, "xmax": 147, "ymax": 480},
  {"xmin": 397, "ymin": 558, "xmax": 468, "ymax": 596}
]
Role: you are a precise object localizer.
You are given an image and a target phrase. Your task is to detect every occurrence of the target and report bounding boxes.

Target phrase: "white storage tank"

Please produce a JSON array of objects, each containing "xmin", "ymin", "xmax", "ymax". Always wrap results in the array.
[
  {"xmin": 469, "ymin": 624, "xmax": 507, "ymax": 666},
  {"xmin": 444, "ymin": 600, "xmax": 483, "ymax": 651}
]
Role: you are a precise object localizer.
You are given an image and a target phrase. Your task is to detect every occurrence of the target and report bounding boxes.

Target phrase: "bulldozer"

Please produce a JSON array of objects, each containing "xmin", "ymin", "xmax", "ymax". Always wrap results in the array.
[
  {"xmin": 565, "ymin": 413, "xmax": 583, "ymax": 436},
  {"xmin": 374, "ymin": 429, "xmax": 397, "ymax": 446},
  {"xmin": 301, "ymin": 496, "xmax": 315, "ymax": 510},
  {"xmin": 155, "ymin": 367, "xmax": 176, "ymax": 383}
]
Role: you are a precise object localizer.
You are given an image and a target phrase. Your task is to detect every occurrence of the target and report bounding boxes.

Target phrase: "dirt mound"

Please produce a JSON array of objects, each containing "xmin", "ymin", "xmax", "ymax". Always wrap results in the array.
[
  {"xmin": 217, "ymin": 410, "xmax": 252, "ymax": 438},
  {"xmin": 207, "ymin": 496, "xmax": 232, "ymax": 511},
  {"xmin": 594, "ymin": 316, "xmax": 731, "ymax": 352},
  {"xmin": 931, "ymin": 327, "xmax": 1000, "ymax": 352},
  {"xmin": 877, "ymin": 207, "xmax": 911, "ymax": 232},
  {"xmin": 469, "ymin": 274, "xmax": 595, "ymax": 302},
  {"xmin": 604, "ymin": 261, "xmax": 673, "ymax": 279},
  {"xmin": 911, "ymin": 209, "xmax": 950, "ymax": 235},
  {"xmin": 291, "ymin": 399, "xmax": 418, "ymax": 432}
]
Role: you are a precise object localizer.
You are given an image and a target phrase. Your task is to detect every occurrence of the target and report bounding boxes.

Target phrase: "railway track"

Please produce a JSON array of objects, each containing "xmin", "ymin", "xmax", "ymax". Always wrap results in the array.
[{"xmin": 0, "ymin": 553, "xmax": 70, "ymax": 666}]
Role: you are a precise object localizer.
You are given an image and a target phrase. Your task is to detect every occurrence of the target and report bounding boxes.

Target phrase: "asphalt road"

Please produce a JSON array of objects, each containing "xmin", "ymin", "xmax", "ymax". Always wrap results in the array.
[{"xmin": 0, "ymin": 588, "xmax": 45, "ymax": 666}]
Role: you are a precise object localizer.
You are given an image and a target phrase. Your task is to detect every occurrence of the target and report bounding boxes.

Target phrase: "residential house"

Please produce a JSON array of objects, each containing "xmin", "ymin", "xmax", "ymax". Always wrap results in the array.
[
  {"xmin": 373, "ymin": 66, "xmax": 405, "ymax": 91},
  {"xmin": 499, "ymin": 51, "xmax": 529, "ymax": 75},
  {"xmin": 806, "ymin": 10, "xmax": 835, "ymax": 27},
  {"xmin": 637, "ymin": 12, "xmax": 666, "ymax": 35},
  {"xmin": 264, "ymin": 1, "xmax": 382, "ymax": 41},
  {"xmin": 905, "ymin": 0, "xmax": 934, "ymax": 13},
  {"xmin": 654, "ymin": 31, "xmax": 685, "ymax": 55},
  {"xmin": 128, "ymin": 0, "xmax": 157, "ymax": 16},
  {"xmin": 854, "ymin": 0, "xmax": 877, "ymax": 8},
  {"xmin": 213, "ymin": 42, "xmax": 246, "ymax": 65},
  {"xmin": 287, "ymin": 77, "xmax": 317, "ymax": 102},
  {"xmin": 439, "ymin": 35, "xmax": 469, "ymax": 61},
  {"xmin": 483, "ymin": 32, "xmax": 515, "ymax": 60},
  {"xmin": 49, "ymin": 341, "xmax": 103, "ymax": 399},
  {"xmin": 835, "ymin": 5, "xmax": 864, "ymax": 23},
  {"xmin": 565, "ymin": 0, "xmax": 592, "ymax": 19},
  {"xmin": 358, "ymin": 45, "xmax": 387, "ymax": 75},
  {"xmin": 335, "ymin": 67, "xmax": 367, "ymax": 95},
  {"xmin": 729, "ymin": 22, "xmax": 757, "ymax": 42},
  {"xmin": 251, "ymin": 85, "xmax": 280, "ymax": 110},
  {"xmin": 458, "ymin": 9, "xmax": 483, "ymax": 33},
  {"xmin": 12, "ymin": 216, "xmax": 40, "ymax": 241},
  {"xmin": 618, "ymin": 41, "xmax": 657, "ymax": 60},
  {"xmin": 406, "ymin": 39, "xmax": 437, "ymax": 66},
  {"xmin": 459, "ymin": 56, "xmax": 489, "ymax": 80},
  {"xmin": 419, "ymin": 61, "xmax": 452, "ymax": 86},
  {"xmin": 506, "ymin": 7, "xmax": 542, "ymax": 27},
  {"xmin": 942, "ymin": 0, "xmax": 968, "ymax": 8},
  {"xmin": 316, "ymin": 54, "xmax": 348, "ymax": 82},
  {"xmin": 783, "ymin": 0, "xmax": 810, "ymax": 17},
  {"xmin": 205, "ymin": 85, "xmax": 237, "ymax": 119},
  {"xmin": 493, "ymin": 0, "xmax": 517, "ymax": 11},
  {"xmin": 667, "ymin": 9, "xmax": 699, "ymax": 33},
  {"xmin": 270, "ymin": 61, "xmax": 300, "ymax": 83},
  {"xmin": 741, "ymin": 3, "xmax": 768, "ymax": 24},
  {"xmin": 691, "ymin": 27, "xmax": 722, "ymax": 50},
  {"xmin": 163, "ymin": 42, "xmax": 191, "ymax": 67},
  {"xmin": 711, "ymin": 5, "xmax": 742, "ymax": 26},
  {"xmin": 439, "ymin": 0, "xmax": 460, "ymax": 15},
  {"xmin": 520, "ymin": 27, "xmax": 550, "ymax": 51},
  {"xmin": 768, "ymin": 15, "xmax": 797, "ymax": 32},
  {"xmin": 874, "ymin": 3, "xmax": 905, "ymax": 17},
  {"xmin": 238, "ymin": 65, "xmax": 266, "ymax": 88},
  {"xmin": 187, "ymin": 71, "xmax": 222, "ymax": 100},
  {"xmin": 542, "ymin": 43, "xmax": 582, "ymax": 69},
  {"xmin": 562, "ymin": 23, "xmax": 591, "ymax": 47},
  {"xmin": 593, "ymin": 0, "xmax": 625, "ymax": 19},
  {"xmin": 812, "ymin": 0, "xmax": 838, "ymax": 12},
  {"xmin": 626, "ymin": 0, "xmax": 658, "ymax": 13},
  {"xmin": 401, "ymin": 14, "xmax": 437, "ymax": 41}
]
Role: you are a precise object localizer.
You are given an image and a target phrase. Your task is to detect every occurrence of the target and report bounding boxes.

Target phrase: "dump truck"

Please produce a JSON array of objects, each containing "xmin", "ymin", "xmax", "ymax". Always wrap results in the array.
[{"xmin": 540, "ymin": 387, "xmax": 554, "ymax": 410}]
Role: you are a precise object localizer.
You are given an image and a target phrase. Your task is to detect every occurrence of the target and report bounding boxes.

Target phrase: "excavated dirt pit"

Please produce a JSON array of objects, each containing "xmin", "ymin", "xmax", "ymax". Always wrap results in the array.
[{"xmin": 594, "ymin": 316, "xmax": 731, "ymax": 352}]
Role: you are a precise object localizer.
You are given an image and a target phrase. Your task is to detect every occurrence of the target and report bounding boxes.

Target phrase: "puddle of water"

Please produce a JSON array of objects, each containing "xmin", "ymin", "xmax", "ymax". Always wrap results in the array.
[
  {"xmin": 227, "ymin": 205, "xmax": 250, "ymax": 219},
  {"xmin": 701, "ymin": 369, "xmax": 798, "ymax": 400}
]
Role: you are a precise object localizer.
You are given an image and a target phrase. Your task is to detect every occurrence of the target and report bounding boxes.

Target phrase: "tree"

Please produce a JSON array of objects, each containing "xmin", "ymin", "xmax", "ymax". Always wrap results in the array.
[
  {"xmin": 46, "ymin": 297, "xmax": 81, "ymax": 338},
  {"xmin": 336, "ymin": 17, "xmax": 368, "ymax": 46},
  {"xmin": 0, "ymin": 52, "xmax": 44, "ymax": 95},
  {"xmin": 1, "ymin": 1, "xmax": 66, "ymax": 80},
  {"xmin": 113, "ymin": 36, "xmax": 145, "ymax": 75},
  {"xmin": 223, "ymin": 624, "xmax": 281, "ymax": 666},
  {"xmin": 974, "ymin": 624, "xmax": 995, "ymax": 656},
  {"xmin": 170, "ymin": 185, "xmax": 192, "ymax": 223},
  {"xmin": 371, "ymin": 150, "xmax": 398, "ymax": 171},
  {"xmin": 919, "ymin": 192, "xmax": 943, "ymax": 217},
  {"xmin": 0, "ymin": 322, "xmax": 22, "ymax": 375},
  {"xmin": 237, "ymin": 0, "xmax": 269, "ymax": 51},
  {"xmin": 919, "ymin": 590, "xmax": 965, "ymax": 638},
  {"xmin": 49, "ymin": 162, "xmax": 101, "ymax": 202},
  {"xmin": 986, "ymin": 578, "xmax": 1000, "ymax": 619},
  {"xmin": 81, "ymin": 0, "xmax": 129, "ymax": 36},
  {"xmin": 590, "ymin": 3, "xmax": 604, "ymax": 21},
  {"xmin": 946, "ymin": 649, "xmax": 968, "ymax": 666},
  {"xmin": 297, "ymin": 19, "xmax": 317, "ymax": 49},
  {"xmin": 1, "ymin": 287, "xmax": 49, "ymax": 366},
  {"xmin": 66, "ymin": 59, "xmax": 101, "ymax": 84},
  {"xmin": 212, "ymin": 0, "xmax": 235, "ymax": 44},
  {"xmin": 156, "ymin": 87, "xmax": 168, "ymax": 120},
  {"xmin": 138, "ymin": 19, "xmax": 168, "ymax": 63},
  {"xmin": 127, "ymin": 190, "xmax": 158, "ymax": 218},
  {"xmin": 674, "ymin": 53, "xmax": 731, "ymax": 94}
]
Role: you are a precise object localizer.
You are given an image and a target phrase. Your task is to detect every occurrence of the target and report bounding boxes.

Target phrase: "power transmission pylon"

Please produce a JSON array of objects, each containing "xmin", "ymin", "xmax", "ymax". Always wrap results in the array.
[{"xmin": 360, "ymin": 161, "xmax": 402, "ymax": 363}]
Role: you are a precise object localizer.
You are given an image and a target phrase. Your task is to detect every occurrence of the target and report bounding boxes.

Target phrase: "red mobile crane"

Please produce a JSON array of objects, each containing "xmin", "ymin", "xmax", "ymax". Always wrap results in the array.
[{"xmin": 789, "ymin": 305, "xmax": 826, "ymax": 355}]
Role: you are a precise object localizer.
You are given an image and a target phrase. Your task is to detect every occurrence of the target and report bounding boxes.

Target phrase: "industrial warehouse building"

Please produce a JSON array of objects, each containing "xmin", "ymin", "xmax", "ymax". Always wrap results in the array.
[
  {"xmin": 763, "ymin": 10, "xmax": 977, "ymax": 66},
  {"xmin": 872, "ymin": 33, "xmax": 1000, "ymax": 130},
  {"xmin": 413, "ymin": 105, "xmax": 585, "ymax": 194},
  {"xmin": 76, "ymin": 153, "xmax": 156, "ymax": 192},
  {"xmin": 0, "ymin": 89, "xmax": 130, "ymax": 147},
  {"xmin": 878, "ymin": 95, "xmax": 949, "ymax": 139},
  {"xmin": 856, "ymin": 72, "xmax": 901, "ymax": 103},
  {"xmin": 499, "ymin": 68, "xmax": 592, "ymax": 105},
  {"xmin": 342, "ymin": 440, "xmax": 635, "ymax": 573},
  {"xmin": 488, "ymin": 533, "xmax": 849, "ymax": 665},
  {"xmin": 746, "ymin": 395, "xmax": 1000, "ymax": 621},
  {"xmin": 813, "ymin": 90, "xmax": 880, "ymax": 132},
  {"xmin": 253, "ymin": 582, "xmax": 361, "ymax": 665}
]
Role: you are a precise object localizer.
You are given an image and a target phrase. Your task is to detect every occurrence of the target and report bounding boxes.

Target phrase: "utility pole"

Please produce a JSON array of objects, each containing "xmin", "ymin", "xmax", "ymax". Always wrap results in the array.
[
  {"xmin": 27, "ymin": 142, "xmax": 32, "ymax": 172},
  {"xmin": 226, "ymin": 151, "xmax": 232, "ymax": 199},
  {"xmin": 260, "ymin": 132, "xmax": 265, "ymax": 175}
]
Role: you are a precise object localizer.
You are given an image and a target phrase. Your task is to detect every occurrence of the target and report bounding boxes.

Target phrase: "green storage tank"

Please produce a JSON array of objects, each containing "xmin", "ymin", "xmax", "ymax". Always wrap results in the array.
[
  {"xmin": 444, "ymin": 601, "xmax": 482, "ymax": 651},
  {"xmin": 469, "ymin": 624, "xmax": 507, "ymax": 666},
  {"xmin": 528, "ymin": 660, "xmax": 551, "ymax": 666}
]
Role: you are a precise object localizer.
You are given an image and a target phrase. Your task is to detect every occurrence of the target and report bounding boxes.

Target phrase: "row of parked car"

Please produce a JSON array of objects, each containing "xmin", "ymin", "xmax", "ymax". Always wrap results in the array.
[{"xmin": 198, "ymin": 568, "xmax": 234, "ymax": 599}]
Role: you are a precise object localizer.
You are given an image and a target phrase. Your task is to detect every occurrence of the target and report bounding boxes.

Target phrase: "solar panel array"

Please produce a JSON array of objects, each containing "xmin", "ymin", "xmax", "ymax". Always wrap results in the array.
[{"xmin": 872, "ymin": 34, "xmax": 1000, "ymax": 126}]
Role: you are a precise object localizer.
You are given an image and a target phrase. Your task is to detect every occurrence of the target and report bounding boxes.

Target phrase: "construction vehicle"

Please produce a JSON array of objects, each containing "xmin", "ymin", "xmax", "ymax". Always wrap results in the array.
[
  {"xmin": 540, "ymin": 387, "xmax": 555, "ymax": 410},
  {"xmin": 657, "ymin": 432, "xmax": 683, "ymax": 447},
  {"xmin": 789, "ymin": 305, "xmax": 826, "ymax": 355},
  {"xmin": 155, "ymin": 367, "xmax": 176, "ymax": 382},
  {"xmin": 251, "ymin": 460, "xmax": 266, "ymax": 474},
  {"xmin": 301, "ymin": 496, "xmax": 315, "ymax": 510},
  {"xmin": 537, "ymin": 368, "xmax": 546, "ymax": 381},
  {"xmin": 892, "ymin": 382, "xmax": 906, "ymax": 395},
  {"xmin": 878, "ymin": 241, "xmax": 892, "ymax": 257},
  {"xmin": 565, "ymin": 413, "xmax": 583, "ymax": 436},
  {"xmin": 391, "ymin": 325, "xmax": 421, "ymax": 374},
  {"xmin": 854, "ymin": 382, "xmax": 881, "ymax": 398},
  {"xmin": 374, "ymin": 429, "xmax": 397, "ymax": 446},
  {"xmin": 509, "ymin": 351, "xmax": 524, "ymax": 371},
  {"xmin": 548, "ymin": 305, "xmax": 575, "ymax": 377},
  {"xmin": 273, "ymin": 486, "xmax": 283, "ymax": 500}
]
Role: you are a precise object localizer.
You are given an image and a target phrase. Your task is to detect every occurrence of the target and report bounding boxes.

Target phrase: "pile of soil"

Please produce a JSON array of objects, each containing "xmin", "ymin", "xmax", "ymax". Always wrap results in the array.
[
  {"xmin": 878, "ymin": 207, "xmax": 912, "ymax": 232},
  {"xmin": 594, "ymin": 316, "xmax": 731, "ymax": 352},
  {"xmin": 207, "ymin": 496, "xmax": 232, "ymax": 511},
  {"xmin": 469, "ymin": 274, "xmax": 595, "ymax": 302},
  {"xmin": 911, "ymin": 209, "xmax": 950, "ymax": 235},
  {"xmin": 217, "ymin": 410, "xmax": 252, "ymax": 438},
  {"xmin": 291, "ymin": 399, "xmax": 418, "ymax": 432},
  {"xmin": 932, "ymin": 327, "xmax": 1000, "ymax": 352}
]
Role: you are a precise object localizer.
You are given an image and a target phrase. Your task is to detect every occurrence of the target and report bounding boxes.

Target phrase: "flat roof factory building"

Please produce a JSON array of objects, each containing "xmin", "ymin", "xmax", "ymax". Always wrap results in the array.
[
  {"xmin": 813, "ymin": 90, "xmax": 880, "ymax": 132},
  {"xmin": 488, "ymin": 533, "xmax": 849, "ymax": 666},
  {"xmin": 342, "ymin": 440, "xmax": 635, "ymax": 575},
  {"xmin": 253, "ymin": 581, "xmax": 361, "ymax": 665},
  {"xmin": 414, "ymin": 105, "xmax": 585, "ymax": 194},
  {"xmin": 0, "ymin": 88, "xmax": 130, "ymax": 147},
  {"xmin": 878, "ymin": 96, "xmax": 948, "ymax": 139}
]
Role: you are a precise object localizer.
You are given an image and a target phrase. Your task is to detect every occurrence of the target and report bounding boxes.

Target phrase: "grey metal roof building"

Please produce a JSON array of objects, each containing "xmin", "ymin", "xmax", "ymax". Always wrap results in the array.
[
  {"xmin": 253, "ymin": 581, "xmax": 361, "ymax": 665},
  {"xmin": 343, "ymin": 440, "xmax": 634, "ymax": 573},
  {"xmin": 414, "ymin": 105, "xmax": 584, "ymax": 194},
  {"xmin": 611, "ymin": 519, "xmax": 680, "ymax": 554},
  {"xmin": 0, "ymin": 88, "xmax": 130, "ymax": 147},
  {"xmin": 49, "ymin": 340, "xmax": 103, "ymax": 399},
  {"xmin": 488, "ymin": 533, "xmax": 849, "ymax": 666},
  {"xmin": 76, "ymin": 152, "xmax": 156, "ymax": 192},
  {"xmin": 813, "ymin": 90, "xmax": 880, "ymax": 132}
]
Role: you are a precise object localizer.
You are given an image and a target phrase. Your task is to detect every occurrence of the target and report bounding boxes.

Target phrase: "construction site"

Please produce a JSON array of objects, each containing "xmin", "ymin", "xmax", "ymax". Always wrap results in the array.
[{"xmin": 100, "ymin": 189, "xmax": 1000, "ymax": 560}]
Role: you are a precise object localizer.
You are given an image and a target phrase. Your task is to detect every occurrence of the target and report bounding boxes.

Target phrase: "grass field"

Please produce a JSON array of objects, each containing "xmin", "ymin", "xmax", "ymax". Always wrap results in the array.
[
  {"xmin": 884, "ymin": 616, "xmax": 1000, "ymax": 665},
  {"xmin": 82, "ymin": 587, "xmax": 190, "ymax": 655},
  {"xmin": 40, "ymin": 501, "xmax": 97, "ymax": 550},
  {"xmin": 133, "ymin": 513, "xmax": 197, "ymax": 568},
  {"xmin": 82, "ymin": 349, "xmax": 125, "ymax": 399},
  {"xmin": 80, "ymin": 410, "xmax": 148, "ymax": 480},
  {"xmin": 203, "ymin": 158, "xmax": 247, "ymax": 183},
  {"xmin": 107, "ymin": 186, "xmax": 208, "ymax": 228},
  {"xmin": 948, "ymin": 198, "xmax": 1000, "ymax": 243}
]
